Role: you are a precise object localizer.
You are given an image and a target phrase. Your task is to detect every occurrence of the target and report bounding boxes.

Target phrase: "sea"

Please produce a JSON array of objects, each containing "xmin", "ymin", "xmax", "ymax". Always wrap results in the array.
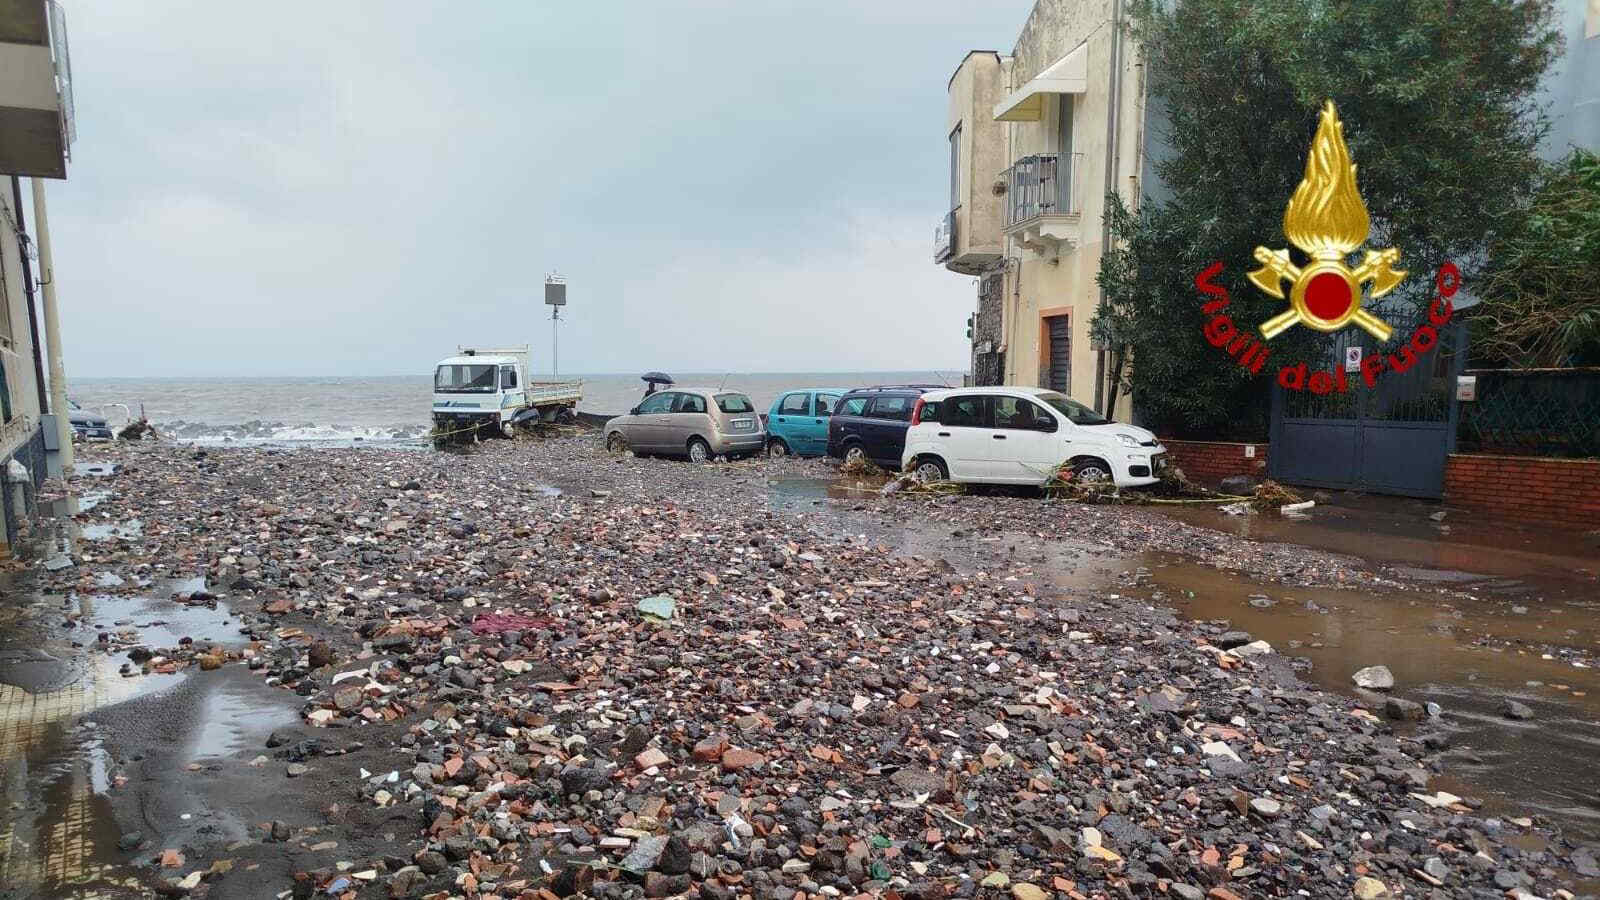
[{"xmin": 66, "ymin": 372, "xmax": 962, "ymax": 444}]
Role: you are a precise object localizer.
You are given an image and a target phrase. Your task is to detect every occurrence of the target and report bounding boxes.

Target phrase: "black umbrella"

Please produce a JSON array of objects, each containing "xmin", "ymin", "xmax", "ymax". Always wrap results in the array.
[{"xmin": 641, "ymin": 372, "xmax": 674, "ymax": 397}]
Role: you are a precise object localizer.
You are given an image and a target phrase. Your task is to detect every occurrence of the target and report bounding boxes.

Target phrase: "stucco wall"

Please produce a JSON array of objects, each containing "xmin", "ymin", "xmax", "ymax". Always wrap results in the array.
[
  {"xmin": 947, "ymin": 53, "xmax": 1007, "ymax": 262},
  {"xmin": 997, "ymin": 0, "xmax": 1142, "ymax": 420}
]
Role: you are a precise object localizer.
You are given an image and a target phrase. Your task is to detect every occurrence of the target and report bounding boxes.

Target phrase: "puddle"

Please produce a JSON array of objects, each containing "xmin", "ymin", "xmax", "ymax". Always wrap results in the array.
[
  {"xmin": 1157, "ymin": 497, "xmax": 1600, "ymax": 590},
  {"xmin": 0, "ymin": 579, "xmax": 245, "ymax": 897},
  {"xmin": 79, "ymin": 520, "xmax": 142, "ymax": 542},
  {"xmin": 768, "ymin": 476, "xmax": 888, "ymax": 510},
  {"xmin": 1119, "ymin": 554, "xmax": 1600, "ymax": 840},
  {"xmin": 188, "ymin": 679, "xmax": 297, "ymax": 764}
]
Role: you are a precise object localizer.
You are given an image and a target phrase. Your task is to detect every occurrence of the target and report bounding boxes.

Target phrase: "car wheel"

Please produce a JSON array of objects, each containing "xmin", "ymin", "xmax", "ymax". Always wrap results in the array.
[
  {"xmin": 766, "ymin": 438, "xmax": 789, "ymax": 458},
  {"xmin": 687, "ymin": 438, "xmax": 711, "ymax": 464},
  {"xmin": 843, "ymin": 444, "xmax": 866, "ymax": 465},
  {"xmin": 605, "ymin": 432, "xmax": 629, "ymax": 454},
  {"xmin": 912, "ymin": 458, "xmax": 949, "ymax": 483},
  {"xmin": 1072, "ymin": 458, "xmax": 1113, "ymax": 484}
]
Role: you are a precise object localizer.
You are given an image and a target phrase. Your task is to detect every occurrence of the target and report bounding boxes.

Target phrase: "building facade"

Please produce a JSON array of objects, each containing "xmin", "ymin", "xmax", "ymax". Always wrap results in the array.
[
  {"xmin": 0, "ymin": 0, "xmax": 75, "ymax": 554},
  {"xmin": 939, "ymin": 0, "xmax": 1154, "ymax": 419}
]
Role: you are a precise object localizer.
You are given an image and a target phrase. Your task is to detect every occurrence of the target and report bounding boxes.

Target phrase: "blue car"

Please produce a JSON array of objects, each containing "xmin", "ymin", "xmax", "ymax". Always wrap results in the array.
[{"xmin": 765, "ymin": 388, "xmax": 850, "ymax": 457}]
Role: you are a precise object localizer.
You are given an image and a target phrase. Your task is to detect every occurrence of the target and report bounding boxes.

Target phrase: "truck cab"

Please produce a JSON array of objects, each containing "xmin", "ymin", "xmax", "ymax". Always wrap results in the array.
[{"xmin": 431, "ymin": 346, "xmax": 581, "ymax": 443}]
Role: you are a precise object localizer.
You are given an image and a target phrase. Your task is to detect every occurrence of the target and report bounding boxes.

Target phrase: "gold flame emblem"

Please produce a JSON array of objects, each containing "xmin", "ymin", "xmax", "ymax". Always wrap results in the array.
[{"xmin": 1249, "ymin": 101, "xmax": 1403, "ymax": 341}]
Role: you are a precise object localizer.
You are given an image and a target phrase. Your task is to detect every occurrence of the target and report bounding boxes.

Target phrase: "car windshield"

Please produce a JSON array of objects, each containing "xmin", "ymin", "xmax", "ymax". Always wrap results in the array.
[
  {"xmin": 435, "ymin": 364, "xmax": 498, "ymax": 393},
  {"xmin": 715, "ymin": 393, "xmax": 754, "ymax": 413},
  {"xmin": 1037, "ymin": 392, "xmax": 1110, "ymax": 425}
]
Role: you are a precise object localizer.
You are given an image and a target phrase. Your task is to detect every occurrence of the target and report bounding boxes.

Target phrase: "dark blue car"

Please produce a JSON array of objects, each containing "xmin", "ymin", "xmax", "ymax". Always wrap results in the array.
[{"xmin": 825, "ymin": 385, "xmax": 945, "ymax": 469}]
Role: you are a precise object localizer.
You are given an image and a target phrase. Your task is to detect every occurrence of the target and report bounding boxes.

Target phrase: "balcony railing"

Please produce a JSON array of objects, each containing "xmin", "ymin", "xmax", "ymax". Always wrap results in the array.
[
  {"xmin": 1004, "ymin": 152, "xmax": 1082, "ymax": 227},
  {"xmin": 934, "ymin": 209, "xmax": 956, "ymax": 263}
]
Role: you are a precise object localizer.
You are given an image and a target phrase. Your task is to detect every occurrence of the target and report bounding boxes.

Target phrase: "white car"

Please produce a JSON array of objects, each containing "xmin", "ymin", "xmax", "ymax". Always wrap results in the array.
[{"xmin": 901, "ymin": 387, "xmax": 1168, "ymax": 488}]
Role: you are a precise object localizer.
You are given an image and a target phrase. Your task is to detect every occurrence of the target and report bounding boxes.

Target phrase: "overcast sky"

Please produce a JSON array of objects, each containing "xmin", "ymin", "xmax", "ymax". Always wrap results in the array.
[{"xmin": 49, "ymin": 1, "xmax": 1034, "ymax": 377}]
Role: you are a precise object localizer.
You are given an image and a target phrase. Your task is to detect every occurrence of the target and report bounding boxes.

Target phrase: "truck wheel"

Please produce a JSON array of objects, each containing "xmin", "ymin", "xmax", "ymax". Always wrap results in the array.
[
  {"xmin": 687, "ymin": 438, "xmax": 711, "ymax": 464},
  {"xmin": 606, "ymin": 432, "xmax": 629, "ymax": 455}
]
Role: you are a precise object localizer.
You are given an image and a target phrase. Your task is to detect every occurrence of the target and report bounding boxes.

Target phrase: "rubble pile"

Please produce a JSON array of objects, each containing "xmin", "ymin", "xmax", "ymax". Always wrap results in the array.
[{"xmin": 31, "ymin": 439, "xmax": 1585, "ymax": 899}]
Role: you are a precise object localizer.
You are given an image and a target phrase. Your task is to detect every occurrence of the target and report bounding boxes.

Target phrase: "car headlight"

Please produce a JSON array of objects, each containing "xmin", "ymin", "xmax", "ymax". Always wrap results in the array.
[{"xmin": 1118, "ymin": 434, "xmax": 1139, "ymax": 448}]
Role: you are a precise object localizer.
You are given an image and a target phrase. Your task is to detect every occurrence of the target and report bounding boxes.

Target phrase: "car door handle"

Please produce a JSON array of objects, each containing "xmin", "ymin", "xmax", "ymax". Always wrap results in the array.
[
  {"xmin": 776, "ymin": 417, "xmax": 786, "ymax": 423},
  {"xmin": 937, "ymin": 431, "xmax": 951, "ymax": 437},
  {"xmin": 993, "ymin": 434, "xmax": 1007, "ymax": 440}
]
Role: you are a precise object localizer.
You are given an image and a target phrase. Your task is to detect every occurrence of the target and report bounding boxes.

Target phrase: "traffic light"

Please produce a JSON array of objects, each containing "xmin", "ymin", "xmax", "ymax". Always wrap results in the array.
[{"xmin": 966, "ymin": 314, "xmax": 974, "ymax": 340}]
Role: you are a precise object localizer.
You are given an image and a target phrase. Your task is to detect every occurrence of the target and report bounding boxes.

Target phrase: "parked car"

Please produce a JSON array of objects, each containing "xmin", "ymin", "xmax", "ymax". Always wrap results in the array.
[
  {"xmin": 826, "ymin": 385, "xmax": 946, "ymax": 469},
  {"xmin": 68, "ymin": 399, "xmax": 114, "ymax": 441},
  {"xmin": 901, "ymin": 386, "xmax": 1168, "ymax": 488},
  {"xmin": 765, "ymin": 388, "xmax": 849, "ymax": 457},
  {"xmin": 604, "ymin": 387, "xmax": 764, "ymax": 462}
]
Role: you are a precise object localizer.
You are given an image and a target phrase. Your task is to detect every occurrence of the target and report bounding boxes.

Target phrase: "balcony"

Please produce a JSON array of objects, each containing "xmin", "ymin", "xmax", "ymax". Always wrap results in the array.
[
  {"xmin": 934, "ymin": 209, "xmax": 956, "ymax": 263},
  {"xmin": 0, "ymin": 0, "xmax": 75, "ymax": 179},
  {"xmin": 1003, "ymin": 152, "xmax": 1083, "ymax": 256}
]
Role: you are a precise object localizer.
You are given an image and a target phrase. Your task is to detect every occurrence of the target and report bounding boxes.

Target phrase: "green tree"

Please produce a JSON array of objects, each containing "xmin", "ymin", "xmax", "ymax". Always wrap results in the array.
[
  {"xmin": 1472, "ymin": 149, "xmax": 1600, "ymax": 367},
  {"xmin": 1096, "ymin": 0, "xmax": 1562, "ymax": 437}
]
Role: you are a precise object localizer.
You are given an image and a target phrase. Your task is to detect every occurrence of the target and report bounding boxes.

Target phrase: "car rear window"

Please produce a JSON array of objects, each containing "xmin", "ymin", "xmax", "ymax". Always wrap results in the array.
[
  {"xmin": 715, "ymin": 393, "xmax": 754, "ymax": 414},
  {"xmin": 940, "ymin": 395, "xmax": 988, "ymax": 427},
  {"xmin": 866, "ymin": 395, "xmax": 914, "ymax": 421}
]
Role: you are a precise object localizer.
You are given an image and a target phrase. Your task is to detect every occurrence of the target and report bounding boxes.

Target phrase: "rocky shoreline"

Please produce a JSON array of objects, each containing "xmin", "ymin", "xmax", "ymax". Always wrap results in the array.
[{"xmin": 8, "ymin": 437, "xmax": 1594, "ymax": 899}]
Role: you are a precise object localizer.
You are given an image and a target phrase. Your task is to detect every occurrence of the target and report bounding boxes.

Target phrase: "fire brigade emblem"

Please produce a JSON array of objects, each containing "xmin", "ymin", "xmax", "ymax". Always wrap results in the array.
[{"xmin": 1249, "ymin": 101, "xmax": 1404, "ymax": 341}]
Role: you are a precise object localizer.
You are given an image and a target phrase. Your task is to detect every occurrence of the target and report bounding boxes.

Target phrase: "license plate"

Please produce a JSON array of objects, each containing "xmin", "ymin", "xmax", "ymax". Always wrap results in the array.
[{"xmin": 731, "ymin": 418, "xmax": 754, "ymax": 431}]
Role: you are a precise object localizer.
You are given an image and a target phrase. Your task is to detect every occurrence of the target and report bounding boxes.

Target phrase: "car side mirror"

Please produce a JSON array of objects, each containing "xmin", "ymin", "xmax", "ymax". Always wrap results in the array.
[
  {"xmin": 629, "ymin": 406, "xmax": 640, "ymax": 416},
  {"xmin": 1036, "ymin": 419, "xmax": 1058, "ymax": 433}
]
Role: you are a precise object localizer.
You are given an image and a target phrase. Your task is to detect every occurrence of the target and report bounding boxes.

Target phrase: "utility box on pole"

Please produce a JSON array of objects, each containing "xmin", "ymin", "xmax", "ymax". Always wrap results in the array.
[{"xmin": 544, "ymin": 274, "xmax": 566, "ymax": 376}]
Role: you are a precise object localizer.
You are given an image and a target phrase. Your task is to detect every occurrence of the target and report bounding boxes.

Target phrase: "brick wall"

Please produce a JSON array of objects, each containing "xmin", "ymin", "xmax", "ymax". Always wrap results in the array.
[
  {"xmin": 1444, "ymin": 454, "xmax": 1600, "ymax": 529},
  {"xmin": 1160, "ymin": 439, "xmax": 1270, "ymax": 487}
]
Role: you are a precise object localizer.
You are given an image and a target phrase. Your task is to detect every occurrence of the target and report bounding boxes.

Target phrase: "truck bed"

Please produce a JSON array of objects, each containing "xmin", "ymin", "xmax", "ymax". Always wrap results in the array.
[{"xmin": 524, "ymin": 381, "xmax": 583, "ymax": 407}]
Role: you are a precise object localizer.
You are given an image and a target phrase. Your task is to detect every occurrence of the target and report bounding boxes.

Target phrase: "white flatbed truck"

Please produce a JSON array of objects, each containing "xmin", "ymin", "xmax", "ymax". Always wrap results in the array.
[{"xmin": 431, "ymin": 346, "xmax": 581, "ymax": 444}]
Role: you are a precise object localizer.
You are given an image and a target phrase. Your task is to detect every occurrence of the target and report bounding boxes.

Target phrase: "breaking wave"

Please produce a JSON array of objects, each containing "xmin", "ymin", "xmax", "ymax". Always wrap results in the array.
[{"xmin": 158, "ymin": 420, "xmax": 431, "ymax": 445}]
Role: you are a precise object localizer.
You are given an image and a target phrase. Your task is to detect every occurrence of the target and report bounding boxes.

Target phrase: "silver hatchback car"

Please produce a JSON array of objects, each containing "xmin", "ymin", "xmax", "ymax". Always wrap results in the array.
[{"xmin": 604, "ymin": 388, "xmax": 765, "ymax": 462}]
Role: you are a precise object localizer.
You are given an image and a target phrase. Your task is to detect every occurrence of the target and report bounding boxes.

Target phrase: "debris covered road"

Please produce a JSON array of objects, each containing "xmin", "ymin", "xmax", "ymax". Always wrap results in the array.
[{"xmin": 3, "ymin": 437, "xmax": 1594, "ymax": 900}]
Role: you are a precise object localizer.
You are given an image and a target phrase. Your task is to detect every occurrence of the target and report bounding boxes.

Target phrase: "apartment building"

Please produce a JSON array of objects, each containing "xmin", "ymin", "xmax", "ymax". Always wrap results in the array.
[
  {"xmin": 938, "ymin": 0, "xmax": 1157, "ymax": 418},
  {"xmin": 0, "ymin": 0, "xmax": 75, "ymax": 553}
]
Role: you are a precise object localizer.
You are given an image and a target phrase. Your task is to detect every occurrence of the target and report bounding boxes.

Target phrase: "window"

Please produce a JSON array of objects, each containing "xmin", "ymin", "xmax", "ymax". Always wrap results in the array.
[
  {"xmin": 1038, "ymin": 392, "xmax": 1109, "ymax": 425},
  {"xmin": 993, "ymin": 395, "xmax": 1053, "ymax": 430},
  {"xmin": 940, "ymin": 395, "xmax": 989, "ymax": 428},
  {"xmin": 637, "ymin": 392, "xmax": 674, "ymax": 414},
  {"xmin": 949, "ymin": 124, "xmax": 962, "ymax": 212},
  {"xmin": 867, "ymin": 395, "xmax": 913, "ymax": 421},
  {"xmin": 815, "ymin": 393, "xmax": 841, "ymax": 416},
  {"xmin": 500, "ymin": 366, "xmax": 518, "ymax": 389},
  {"xmin": 919, "ymin": 400, "xmax": 942, "ymax": 423},
  {"xmin": 715, "ymin": 393, "xmax": 754, "ymax": 413},
  {"xmin": 435, "ymin": 364, "xmax": 497, "ymax": 393},
  {"xmin": 676, "ymin": 393, "xmax": 707, "ymax": 414},
  {"xmin": 779, "ymin": 393, "xmax": 810, "ymax": 415},
  {"xmin": 839, "ymin": 397, "xmax": 869, "ymax": 416}
]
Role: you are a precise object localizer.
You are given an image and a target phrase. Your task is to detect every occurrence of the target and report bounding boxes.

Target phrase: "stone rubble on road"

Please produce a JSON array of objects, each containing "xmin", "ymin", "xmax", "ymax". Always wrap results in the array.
[{"xmin": 18, "ymin": 437, "xmax": 1588, "ymax": 899}]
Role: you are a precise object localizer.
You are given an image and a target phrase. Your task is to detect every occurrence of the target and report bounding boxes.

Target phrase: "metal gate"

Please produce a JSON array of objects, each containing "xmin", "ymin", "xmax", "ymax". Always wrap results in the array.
[
  {"xmin": 1046, "ymin": 316, "xmax": 1071, "ymax": 393},
  {"xmin": 1268, "ymin": 318, "xmax": 1465, "ymax": 499}
]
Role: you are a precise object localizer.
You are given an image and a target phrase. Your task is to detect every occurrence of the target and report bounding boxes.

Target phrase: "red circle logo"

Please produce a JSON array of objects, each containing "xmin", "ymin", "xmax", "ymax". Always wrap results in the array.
[{"xmin": 1304, "ymin": 271, "xmax": 1352, "ymax": 320}]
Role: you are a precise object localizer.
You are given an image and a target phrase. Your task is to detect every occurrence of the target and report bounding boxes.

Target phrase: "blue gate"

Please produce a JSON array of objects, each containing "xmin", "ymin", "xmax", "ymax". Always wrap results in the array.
[{"xmin": 1269, "ymin": 319, "xmax": 1465, "ymax": 499}]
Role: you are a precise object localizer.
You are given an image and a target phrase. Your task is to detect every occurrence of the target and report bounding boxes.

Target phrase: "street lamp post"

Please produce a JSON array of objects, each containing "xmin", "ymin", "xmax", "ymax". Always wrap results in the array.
[{"xmin": 544, "ymin": 274, "xmax": 567, "ymax": 377}]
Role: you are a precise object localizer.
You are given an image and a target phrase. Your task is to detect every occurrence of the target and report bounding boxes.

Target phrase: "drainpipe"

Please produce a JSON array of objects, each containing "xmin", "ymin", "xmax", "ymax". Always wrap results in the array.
[
  {"xmin": 11, "ymin": 177, "xmax": 47, "ymax": 412},
  {"xmin": 31, "ymin": 179, "xmax": 72, "ymax": 469},
  {"xmin": 1094, "ymin": 0, "xmax": 1125, "ymax": 414}
]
